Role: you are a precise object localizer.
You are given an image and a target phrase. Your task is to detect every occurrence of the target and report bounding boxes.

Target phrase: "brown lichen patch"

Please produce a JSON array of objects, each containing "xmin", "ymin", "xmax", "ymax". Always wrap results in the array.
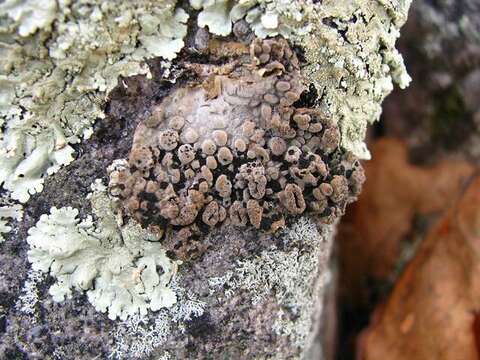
[
  {"xmin": 206, "ymin": 38, "xmax": 250, "ymax": 58},
  {"xmin": 108, "ymin": 37, "xmax": 364, "ymax": 260}
]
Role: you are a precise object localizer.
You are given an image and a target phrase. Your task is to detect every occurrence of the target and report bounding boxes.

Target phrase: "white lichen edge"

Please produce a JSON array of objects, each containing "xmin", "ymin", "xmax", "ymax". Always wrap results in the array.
[
  {"xmin": 109, "ymin": 279, "xmax": 205, "ymax": 359},
  {"xmin": 190, "ymin": 0, "xmax": 412, "ymax": 159},
  {"xmin": 0, "ymin": 203, "xmax": 23, "ymax": 242},
  {"xmin": 1, "ymin": 0, "xmax": 412, "ymax": 204},
  {"xmin": 16, "ymin": 268, "xmax": 44, "ymax": 316},
  {"xmin": 301, "ymin": 0, "xmax": 413, "ymax": 159},
  {"xmin": 191, "ymin": 0, "xmax": 310, "ymax": 38},
  {"xmin": 26, "ymin": 180, "xmax": 180, "ymax": 320}
]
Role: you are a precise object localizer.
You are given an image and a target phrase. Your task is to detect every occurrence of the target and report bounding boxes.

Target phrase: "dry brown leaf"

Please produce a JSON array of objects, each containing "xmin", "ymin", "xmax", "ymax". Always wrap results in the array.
[
  {"xmin": 338, "ymin": 138, "xmax": 475, "ymax": 307},
  {"xmin": 357, "ymin": 174, "xmax": 480, "ymax": 360}
]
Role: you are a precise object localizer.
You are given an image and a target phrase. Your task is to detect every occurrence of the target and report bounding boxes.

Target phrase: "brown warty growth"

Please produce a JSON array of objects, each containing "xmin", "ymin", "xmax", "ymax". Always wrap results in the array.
[{"xmin": 108, "ymin": 37, "xmax": 365, "ymax": 260}]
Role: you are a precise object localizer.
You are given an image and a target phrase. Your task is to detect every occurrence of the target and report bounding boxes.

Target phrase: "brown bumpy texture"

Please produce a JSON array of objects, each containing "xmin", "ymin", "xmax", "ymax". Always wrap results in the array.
[{"xmin": 108, "ymin": 37, "xmax": 365, "ymax": 260}]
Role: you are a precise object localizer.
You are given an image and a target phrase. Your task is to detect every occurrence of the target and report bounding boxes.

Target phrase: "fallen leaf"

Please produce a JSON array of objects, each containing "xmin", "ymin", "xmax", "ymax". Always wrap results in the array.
[
  {"xmin": 358, "ymin": 174, "xmax": 480, "ymax": 360},
  {"xmin": 338, "ymin": 138, "xmax": 475, "ymax": 308}
]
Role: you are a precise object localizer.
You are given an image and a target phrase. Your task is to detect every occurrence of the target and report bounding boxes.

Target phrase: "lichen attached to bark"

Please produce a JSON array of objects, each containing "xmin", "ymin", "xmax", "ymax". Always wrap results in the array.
[
  {"xmin": 301, "ymin": 0, "xmax": 412, "ymax": 158},
  {"xmin": 0, "ymin": 0, "xmax": 188, "ymax": 202},
  {"xmin": 27, "ymin": 180, "xmax": 179, "ymax": 320},
  {"xmin": 0, "ymin": 203, "xmax": 22, "ymax": 242},
  {"xmin": 108, "ymin": 37, "xmax": 365, "ymax": 260},
  {"xmin": 0, "ymin": 1, "xmax": 413, "ymax": 356}
]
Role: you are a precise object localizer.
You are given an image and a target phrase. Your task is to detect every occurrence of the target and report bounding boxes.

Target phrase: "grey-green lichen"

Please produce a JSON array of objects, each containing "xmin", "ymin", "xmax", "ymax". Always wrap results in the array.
[
  {"xmin": 301, "ymin": 0, "xmax": 412, "ymax": 158},
  {"xmin": 0, "ymin": 0, "xmax": 411, "ymax": 205},
  {"xmin": 3, "ymin": 0, "xmax": 412, "ymax": 342},
  {"xmin": 16, "ymin": 268, "xmax": 44, "ymax": 317},
  {"xmin": 208, "ymin": 216, "xmax": 332, "ymax": 351},
  {"xmin": 189, "ymin": 0, "xmax": 412, "ymax": 158},
  {"xmin": 0, "ymin": 0, "xmax": 57, "ymax": 37},
  {"xmin": 0, "ymin": 0, "xmax": 188, "ymax": 202},
  {"xmin": 110, "ymin": 279, "xmax": 205, "ymax": 359},
  {"xmin": 190, "ymin": 0, "xmax": 310, "ymax": 38},
  {"xmin": 0, "ymin": 203, "xmax": 22, "ymax": 242},
  {"xmin": 26, "ymin": 180, "xmax": 180, "ymax": 320}
]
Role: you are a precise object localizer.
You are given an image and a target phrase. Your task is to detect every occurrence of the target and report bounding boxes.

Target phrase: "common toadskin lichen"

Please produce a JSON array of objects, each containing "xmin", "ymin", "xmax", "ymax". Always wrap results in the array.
[{"xmin": 108, "ymin": 37, "xmax": 365, "ymax": 260}]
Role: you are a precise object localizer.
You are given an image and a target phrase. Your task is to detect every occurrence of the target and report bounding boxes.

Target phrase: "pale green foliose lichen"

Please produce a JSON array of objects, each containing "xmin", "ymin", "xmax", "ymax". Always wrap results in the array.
[
  {"xmin": 0, "ymin": 0, "xmax": 411, "ymax": 203},
  {"xmin": 0, "ymin": 0, "xmax": 188, "ymax": 202},
  {"xmin": 0, "ymin": 0, "xmax": 57, "ymax": 36},
  {"xmin": 190, "ymin": 0, "xmax": 311, "ymax": 38},
  {"xmin": 26, "ymin": 180, "xmax": 180, "ymax": 320},
  {"xmin": 301, "ymin": 0, "xmax": 412, "ymax": 159},
  {"xmin": 110, "ymin": 279, "xmax": 205, "ymax": 359},
  {"xmin": 0, "ymin": 203, "xmax": 23, "ymax": 242},
  {"xmin": 190, "ymin": 0, "xmax": 411, "ymax": 159}
]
